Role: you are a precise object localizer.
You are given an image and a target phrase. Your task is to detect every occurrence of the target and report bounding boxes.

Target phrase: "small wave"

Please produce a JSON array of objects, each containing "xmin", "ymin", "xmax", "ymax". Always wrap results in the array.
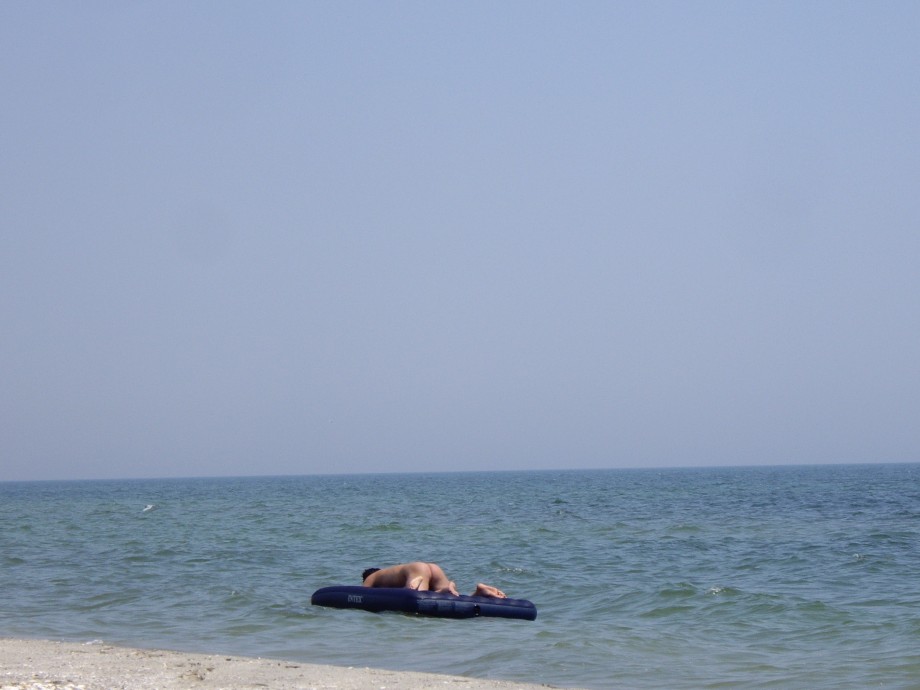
[
  {"xmin": 343, "ymin": 521, "xmax": 405, "ymax": 533},
  {"xmin": 668, "ymin": 523, "xmax": 702, "ymax": 534},
  {"xmin": 153, "ymin": 548, "xmax": 180, "ymax": 558},
  {"xmin": 75, "ymin": 591, "xmax": 140, "ymax": 611},
  {"xmin": 658, "ymin": 583, "xmax": 697, "ymax": 598},
  {"xmin": 553, "ymin": 508, "xmax": 587, "ymax": 520},
  {"xmin": 639, "ymin": 604, "xmax": 695, "ymax": 618},
  {"xmin": 496, "ymin": 565, "xmax": 526, "ymax": 574}
]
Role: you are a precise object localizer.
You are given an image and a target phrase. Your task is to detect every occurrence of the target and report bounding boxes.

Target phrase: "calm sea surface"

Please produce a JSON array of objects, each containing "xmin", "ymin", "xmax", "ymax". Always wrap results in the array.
[{"xmin": 2, "ymin": 465, "xmax": 919, "ymax": 689}]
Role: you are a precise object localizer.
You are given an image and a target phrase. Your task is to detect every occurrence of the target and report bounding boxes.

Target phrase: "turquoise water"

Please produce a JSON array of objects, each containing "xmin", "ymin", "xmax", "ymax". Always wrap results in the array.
[{"xmin": 2, "ymin": 465, "xmax": 919, "ymax": 688}]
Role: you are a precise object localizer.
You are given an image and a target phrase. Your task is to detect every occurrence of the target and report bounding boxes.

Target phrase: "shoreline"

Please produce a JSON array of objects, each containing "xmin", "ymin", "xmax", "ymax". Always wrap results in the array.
[{"xmin": 1, "ymin": 638, "xmax": 563, "ymax": 690}]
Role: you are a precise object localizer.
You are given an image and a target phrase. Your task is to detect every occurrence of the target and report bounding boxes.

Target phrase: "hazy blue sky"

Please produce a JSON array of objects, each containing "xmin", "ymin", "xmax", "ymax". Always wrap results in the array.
[{"xmin": 2, "ymin": 2, "xmax": 918, "ymax": 481}]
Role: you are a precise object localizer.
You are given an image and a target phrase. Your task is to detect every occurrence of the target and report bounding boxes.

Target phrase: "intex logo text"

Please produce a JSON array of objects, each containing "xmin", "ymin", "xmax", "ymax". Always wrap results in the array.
[{"xmin": 347, "ymin": 594, "xmax": 363, "ymax": 603}]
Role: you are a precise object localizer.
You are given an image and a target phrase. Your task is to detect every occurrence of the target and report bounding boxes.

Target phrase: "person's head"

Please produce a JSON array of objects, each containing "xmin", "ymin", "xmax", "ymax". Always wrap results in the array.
[{"xmin": 362, "ymin": 567, "xmax": 380, "ymax": 581}]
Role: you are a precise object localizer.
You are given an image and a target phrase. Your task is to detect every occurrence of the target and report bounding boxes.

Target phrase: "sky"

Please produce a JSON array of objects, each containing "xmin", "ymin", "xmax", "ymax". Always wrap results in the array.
[{"xmin": 2, "ymin": 2, "xmax": 919, "ymax": 481}]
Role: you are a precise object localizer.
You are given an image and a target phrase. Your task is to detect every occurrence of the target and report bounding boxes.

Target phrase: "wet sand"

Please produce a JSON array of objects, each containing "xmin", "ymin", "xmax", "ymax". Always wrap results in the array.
[{"xmin": 1, "ymin": 638, "xmax": 561, "ymax": 690}]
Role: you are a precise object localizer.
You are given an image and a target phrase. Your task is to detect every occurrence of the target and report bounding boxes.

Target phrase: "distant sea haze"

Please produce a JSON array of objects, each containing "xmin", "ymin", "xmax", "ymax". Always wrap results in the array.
[{"xmin": 2, "ymin": 464, "xmax": 918, "ymax": 689}]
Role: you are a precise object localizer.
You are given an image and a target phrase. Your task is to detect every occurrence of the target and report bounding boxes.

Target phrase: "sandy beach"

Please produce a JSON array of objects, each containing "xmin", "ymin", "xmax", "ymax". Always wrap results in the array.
[{"xmin": 0, "ymin": 639, "xmax": 560, "ymax": 690}]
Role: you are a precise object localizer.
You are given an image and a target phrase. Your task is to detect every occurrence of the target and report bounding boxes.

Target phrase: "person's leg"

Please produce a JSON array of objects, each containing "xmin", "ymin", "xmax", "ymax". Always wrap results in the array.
[
  {"xmin": 426, "ymin": 563, "xmax": 459, "ymax": 595},
  {"xmin": 403, "ymin": 562, "xmax": 432, "ymax": 590},
  {"xmin": 473, "ymin": 583, "xmax": 506, "ymax": 598}
]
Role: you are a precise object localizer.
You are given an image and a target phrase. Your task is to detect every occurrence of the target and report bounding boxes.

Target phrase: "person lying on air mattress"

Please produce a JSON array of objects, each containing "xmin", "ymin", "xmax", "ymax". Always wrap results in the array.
[{"xmin": 361, "ymin": 562, "xmax": 506, "ymax": 598}]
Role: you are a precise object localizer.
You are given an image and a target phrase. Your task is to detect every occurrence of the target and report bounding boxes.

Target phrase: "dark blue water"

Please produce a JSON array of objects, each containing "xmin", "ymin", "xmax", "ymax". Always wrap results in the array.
[{"xmin": 2, "ymin": 465, "xmax": 919, "ymax": 688}]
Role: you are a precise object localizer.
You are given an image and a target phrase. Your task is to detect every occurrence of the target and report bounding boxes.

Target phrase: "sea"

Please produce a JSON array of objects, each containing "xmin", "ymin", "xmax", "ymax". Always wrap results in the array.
[{"xmin": 1, "ymin": 464, "xmax": 919, "ymax": 689}]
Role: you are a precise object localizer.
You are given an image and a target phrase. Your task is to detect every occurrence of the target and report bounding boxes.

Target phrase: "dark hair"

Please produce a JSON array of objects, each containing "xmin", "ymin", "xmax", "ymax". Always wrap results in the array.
[{"xmin": 362, "ymin": 567, "xmax": 380, "ymax": 581}]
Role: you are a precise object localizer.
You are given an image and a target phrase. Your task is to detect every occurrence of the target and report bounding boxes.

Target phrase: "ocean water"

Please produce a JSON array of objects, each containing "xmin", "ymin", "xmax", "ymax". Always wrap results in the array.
[{"xmin": 1, "ymin": 464, "xmax": 919, "ymax": 689}]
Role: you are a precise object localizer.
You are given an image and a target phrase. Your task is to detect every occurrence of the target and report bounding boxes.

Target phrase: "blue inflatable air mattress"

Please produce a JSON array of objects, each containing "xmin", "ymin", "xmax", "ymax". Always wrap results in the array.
[{"xmin": 311, "ymin": 586, "xmax": 537, "ymax": 620}]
